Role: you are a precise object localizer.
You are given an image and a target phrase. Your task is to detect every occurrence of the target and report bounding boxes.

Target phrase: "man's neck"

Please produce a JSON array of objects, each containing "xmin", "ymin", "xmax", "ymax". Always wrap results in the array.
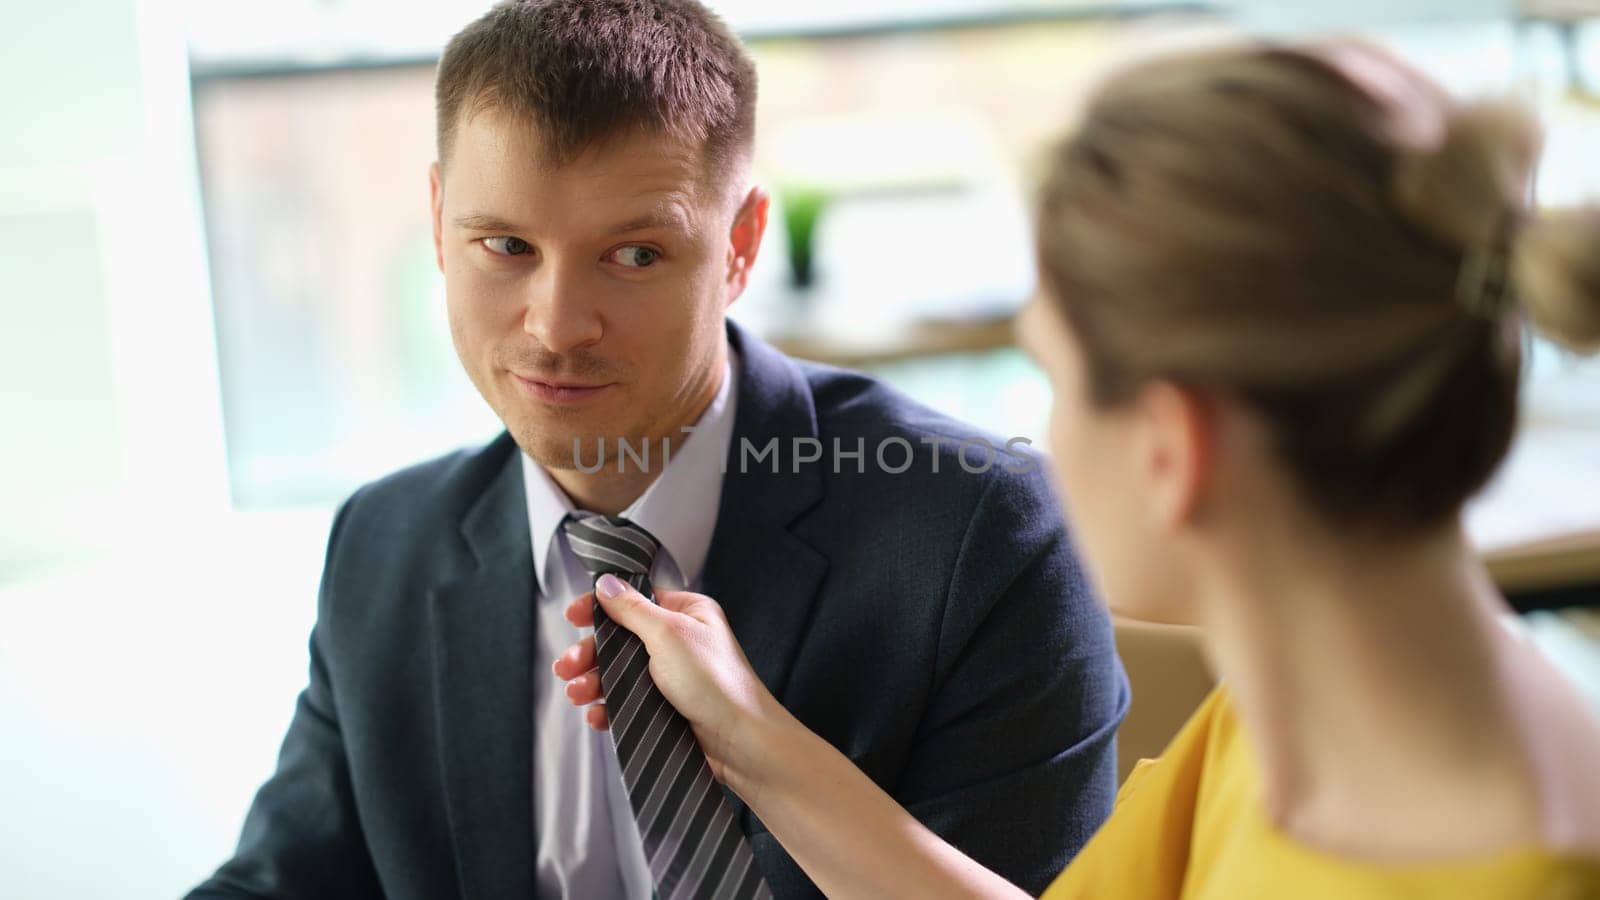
[{"xmin": 546, "ymin": 466, "xmax": 651, "ymax": 518}]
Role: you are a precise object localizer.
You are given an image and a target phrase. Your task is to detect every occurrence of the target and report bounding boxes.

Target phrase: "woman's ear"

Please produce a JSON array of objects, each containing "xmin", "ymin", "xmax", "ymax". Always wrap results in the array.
[{"xmin": 1134, "ymin": 380, "xmax": 1216, "ymax": 532}]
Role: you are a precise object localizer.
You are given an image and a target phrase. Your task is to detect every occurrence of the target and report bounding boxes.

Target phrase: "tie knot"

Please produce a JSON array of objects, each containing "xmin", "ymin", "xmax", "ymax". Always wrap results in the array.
[{"xmin": 561, "ymin": 513, "xmax": 661, "ymax": 587}]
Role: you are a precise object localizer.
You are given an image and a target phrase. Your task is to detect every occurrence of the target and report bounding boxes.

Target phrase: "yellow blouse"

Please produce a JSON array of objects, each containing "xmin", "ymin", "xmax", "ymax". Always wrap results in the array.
[{"xmin": 1041, "ymin": 687, "xmax": 1600, "ymax": 900}]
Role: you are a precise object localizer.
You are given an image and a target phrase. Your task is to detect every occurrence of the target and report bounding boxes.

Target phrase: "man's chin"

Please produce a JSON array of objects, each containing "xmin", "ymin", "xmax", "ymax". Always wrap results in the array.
[
  {"xmin": 515, "ymin": 430, "xmax": 597, "ymax": 471},
  {"xmin": 497, "ymin": 401, "xmax": 599, "ymax": 468}
]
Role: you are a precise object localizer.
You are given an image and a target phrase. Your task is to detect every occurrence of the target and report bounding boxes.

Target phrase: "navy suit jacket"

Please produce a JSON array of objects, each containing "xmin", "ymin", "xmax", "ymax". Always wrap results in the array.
[{"xmin": 189, "ymin": 321, "xmax": 1129, "ymax": 899}]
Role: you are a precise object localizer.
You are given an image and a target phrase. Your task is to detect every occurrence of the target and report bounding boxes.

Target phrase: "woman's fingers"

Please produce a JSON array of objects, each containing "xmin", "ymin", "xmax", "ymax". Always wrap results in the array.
[
  {"xmin": 557, "ymin": 579, "xmax": 731, "ymax": 739},
  {"xmin": 554, "ymin": 579, "xmax": 769, "ymax": 771},
  {"xmin": 552, "ymin": 634, "xmax": 596, "ymax": 680},
  {"xmin": 654, "ymin": 588, "xmax": 727, "ymax": 626},
  {"xmin": 564, "ymin": 669, "xmax": 603, "ymax": 706},
  {"xmin": 592, "ymin": 574, "xmax": 672, "ymax": 644},
  {"xmin": 564, "ymin": 592, "xmax": 597, "ymax": 628},
  {"xmin": 570, "ymin": 583, "xmax": 717, "ymax": 631},
  {"xmin": 652, "ymin": 588, "xmax": 696, "ymax": 614}
]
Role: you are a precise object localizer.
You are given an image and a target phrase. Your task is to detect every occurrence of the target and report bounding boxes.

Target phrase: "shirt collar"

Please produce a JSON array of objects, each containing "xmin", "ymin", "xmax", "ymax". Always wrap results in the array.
[{"xmin": 522, "ymin": 348, "xmax": 739, "ymax": 595}]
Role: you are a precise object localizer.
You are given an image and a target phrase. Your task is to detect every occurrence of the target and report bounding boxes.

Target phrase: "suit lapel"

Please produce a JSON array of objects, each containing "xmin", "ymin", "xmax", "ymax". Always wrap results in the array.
[
  {"xmin": 430, "ymin": 441, "xmax": 537, "ymax": 900},
  {"xmin": 703, "ymin": 322, "xmax": 829, "ymax": 704}
]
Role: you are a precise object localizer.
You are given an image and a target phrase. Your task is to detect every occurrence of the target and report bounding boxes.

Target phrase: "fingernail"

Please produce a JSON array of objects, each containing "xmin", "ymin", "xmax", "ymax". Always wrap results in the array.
[{"xmin": 597, "ymin": 573, "xmax": 625, "ymax": 599}]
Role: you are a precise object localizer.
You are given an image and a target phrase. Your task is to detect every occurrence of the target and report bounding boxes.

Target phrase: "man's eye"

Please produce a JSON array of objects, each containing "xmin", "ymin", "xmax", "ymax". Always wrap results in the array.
[
  {"xmin": 609, "ymin": 246, "xmax": 660, "ymax": 268},
  {"xmin": 483, "ymin": 236, "xmax": 532, "ymax": 256}
]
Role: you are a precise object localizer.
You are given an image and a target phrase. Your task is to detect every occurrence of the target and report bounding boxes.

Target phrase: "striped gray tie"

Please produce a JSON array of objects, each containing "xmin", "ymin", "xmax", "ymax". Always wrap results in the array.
[{"xmin": 562, "ymin": 512, "xmax": 772, "ymax": 900}]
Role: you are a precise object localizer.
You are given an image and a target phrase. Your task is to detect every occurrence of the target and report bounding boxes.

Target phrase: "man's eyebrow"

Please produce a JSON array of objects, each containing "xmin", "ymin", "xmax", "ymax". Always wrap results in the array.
[
  {"xmin": 453, "ymin": 213, "xmax": 522, "ymax": 232},
  {"xmin": 452, "ymin": 207, "xmax": 697, "ymax": 235},
  {"xmin": 609, "ymin": 207, "xmax": 695, "ymax": 236}
]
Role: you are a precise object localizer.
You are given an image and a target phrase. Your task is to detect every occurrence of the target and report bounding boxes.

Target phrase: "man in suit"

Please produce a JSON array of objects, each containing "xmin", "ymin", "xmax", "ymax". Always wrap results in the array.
[{"xmin": 188, "ymin": 1, "xmax": 1127, "ymax": 897}]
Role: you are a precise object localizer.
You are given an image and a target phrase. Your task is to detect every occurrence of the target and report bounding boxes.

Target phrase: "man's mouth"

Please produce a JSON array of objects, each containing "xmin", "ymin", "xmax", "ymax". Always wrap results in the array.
[{"xmin": 510, "ymin": 372, "xmax": 615, "ymax": 406}]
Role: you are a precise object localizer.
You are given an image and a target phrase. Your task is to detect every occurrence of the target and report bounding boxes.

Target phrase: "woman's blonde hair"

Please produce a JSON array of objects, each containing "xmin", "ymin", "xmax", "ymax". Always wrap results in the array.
[{"xmin": 1036, "ymin": 40, "xmax": 1600, "ymax": 531}]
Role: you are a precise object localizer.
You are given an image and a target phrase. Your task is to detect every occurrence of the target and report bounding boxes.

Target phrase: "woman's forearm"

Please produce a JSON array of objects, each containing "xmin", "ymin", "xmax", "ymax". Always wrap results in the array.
[{"xmin": 723, "ymin": 700, "xmax": 1032, "ymax": 900}]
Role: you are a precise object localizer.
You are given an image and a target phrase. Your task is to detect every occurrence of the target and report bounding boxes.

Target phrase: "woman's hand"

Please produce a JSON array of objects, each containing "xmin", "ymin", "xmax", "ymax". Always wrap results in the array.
[
  {"xmin": 556, "ymin": 576, "xmax": 1029, "ymax": 900},
  {"xmin": 552, "ymin": 573, "xmax": 786, "ymax": 792}
]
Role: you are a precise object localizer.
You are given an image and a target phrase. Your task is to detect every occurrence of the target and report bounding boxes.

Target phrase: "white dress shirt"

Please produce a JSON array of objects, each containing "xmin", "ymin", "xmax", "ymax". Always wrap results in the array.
[{"xmin": 522, "ymin": 349, "xmax": 739, "ymax": 899}]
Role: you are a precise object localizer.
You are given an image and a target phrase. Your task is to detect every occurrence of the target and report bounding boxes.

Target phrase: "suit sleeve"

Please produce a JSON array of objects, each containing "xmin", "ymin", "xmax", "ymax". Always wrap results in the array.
[
  {"xmin": 892, "ymin": 464, "xmax": 1130, "ymax": 897},
  {"xmin": 185, "ymin": 491, "xmax": 385, "ymax": 900}
]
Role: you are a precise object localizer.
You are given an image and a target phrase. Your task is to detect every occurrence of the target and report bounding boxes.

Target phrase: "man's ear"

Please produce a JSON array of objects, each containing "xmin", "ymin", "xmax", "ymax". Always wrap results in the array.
[
  {"xmin": 723, "ymin": 185, "xmax": 770, "ymax": 308},
  {"xmin": 429, "ymin": 161, "xmax": 446, "ymax": 273},
  {"xmin": 1136, "ymin": 381, "xmax": 1217, "ymax": 531}
]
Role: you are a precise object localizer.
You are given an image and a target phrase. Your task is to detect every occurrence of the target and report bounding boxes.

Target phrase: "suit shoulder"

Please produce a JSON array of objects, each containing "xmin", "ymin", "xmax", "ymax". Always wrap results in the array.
[
  {"xmin": 338, "ymin": 431, "xmax": 517, "ymax": 531},
  {"xmin": 799, "ymin": 359, "xmax": 1050, "ymax": 498}
]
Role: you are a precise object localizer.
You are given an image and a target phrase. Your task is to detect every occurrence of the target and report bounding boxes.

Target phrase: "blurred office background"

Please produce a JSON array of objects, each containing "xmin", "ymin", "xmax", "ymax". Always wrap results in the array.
[{"xmin": 3, "ymin": 1, "xmax": 1600, "ymax": 897}]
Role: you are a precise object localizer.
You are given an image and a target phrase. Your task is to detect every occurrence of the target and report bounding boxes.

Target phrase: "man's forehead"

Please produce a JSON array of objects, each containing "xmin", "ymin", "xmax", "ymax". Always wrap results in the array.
[
  {"xmin": 444, "ymin": 110, "xmax": 728, "ymax": 227},
  {"xmin": 452, "ymin": 107, "xmax": 718, "ymax": 190},
  {"xmin": 451, "ymin": 194, "xmax": 699, "ymax": 238}
]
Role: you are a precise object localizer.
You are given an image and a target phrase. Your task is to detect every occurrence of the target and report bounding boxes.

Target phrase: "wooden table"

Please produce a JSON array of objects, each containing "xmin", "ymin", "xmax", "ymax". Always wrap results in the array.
[
  {"xmin": 767, "ymin": 313, "xmax": 1020, "ymax": 368},
  {"xmin": 1485, "ymin": 533, "xmax": 1600, "ymax": 594}
]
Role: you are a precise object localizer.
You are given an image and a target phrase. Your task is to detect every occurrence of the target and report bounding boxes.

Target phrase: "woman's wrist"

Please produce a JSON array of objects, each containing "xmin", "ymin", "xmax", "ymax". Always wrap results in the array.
[{"xmin": 720, "ymin": 689, "xmax": 804, "ymax": 807}]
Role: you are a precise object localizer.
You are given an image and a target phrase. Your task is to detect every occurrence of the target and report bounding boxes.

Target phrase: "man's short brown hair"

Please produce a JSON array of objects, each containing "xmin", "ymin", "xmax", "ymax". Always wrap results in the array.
[{"xmin": 435, "ymin": 0, "xmax": 757, "ymax": 176}]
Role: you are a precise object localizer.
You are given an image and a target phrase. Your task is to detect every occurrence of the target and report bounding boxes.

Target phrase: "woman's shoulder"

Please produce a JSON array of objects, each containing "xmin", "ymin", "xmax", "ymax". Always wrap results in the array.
[
  {"xmin": 1039, "ymin": 686, "xmax": 1238, "ymax": 900},
  {"xmin": 1245, "ymin": 830, "xmax": 1600, "ymax": 899},
  {"xmin": 1500, "ymin": 620, "xmax": 1600, "ymax": 858},
  {"xmin": 1046, "ymin": 675, "xmax": 1600, "ymax": 900},
  {"xmin": 1201, "ymin": 678, "xmax": 1600, "ymax": 898},
  {"xmin": 1236, "ymin": 626, "xmax": 1600, "ymax": 897}
]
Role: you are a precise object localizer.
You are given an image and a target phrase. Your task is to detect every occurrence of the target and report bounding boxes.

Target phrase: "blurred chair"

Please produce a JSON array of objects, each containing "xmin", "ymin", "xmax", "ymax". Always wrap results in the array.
[{"xmin": 1112, "ymin": 617, "xmax": 1216, "ymax": 783}]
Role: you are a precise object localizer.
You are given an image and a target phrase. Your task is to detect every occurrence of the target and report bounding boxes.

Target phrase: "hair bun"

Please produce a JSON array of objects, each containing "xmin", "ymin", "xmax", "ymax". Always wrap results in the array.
[
  {"xmin": 1512, "ymin": 208, "xmax": 1600, "ymax": 352},
  {"xmin": 1391, "ymin": 100, "xmax": 1540, "ymax": 254},
  {"xmin": 1390, "ymin": 100, "xmax": 1600, "ymax": 352}
]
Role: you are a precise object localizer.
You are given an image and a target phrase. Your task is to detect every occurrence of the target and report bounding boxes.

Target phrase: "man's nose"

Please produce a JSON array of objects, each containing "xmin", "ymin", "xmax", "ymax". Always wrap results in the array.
[{"xmin": 521, "ymin": 258, "xmax": 602, "ymax": 354}]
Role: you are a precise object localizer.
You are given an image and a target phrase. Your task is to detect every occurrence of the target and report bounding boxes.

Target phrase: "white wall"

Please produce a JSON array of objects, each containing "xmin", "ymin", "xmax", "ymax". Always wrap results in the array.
[
  {"xmin": 1, "ymin": 0, "xmax": 229, "ymax": 579},
  {"xmin": 1, "ymin": 2, "xmax": 276, "ymax": 897}
]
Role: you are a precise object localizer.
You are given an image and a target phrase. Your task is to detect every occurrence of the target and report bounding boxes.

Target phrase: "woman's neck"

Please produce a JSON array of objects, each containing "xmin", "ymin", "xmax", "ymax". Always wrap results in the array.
[{"xmin": 1193, "ymin": 518, "xmax": 1543, "ymax": 860}]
